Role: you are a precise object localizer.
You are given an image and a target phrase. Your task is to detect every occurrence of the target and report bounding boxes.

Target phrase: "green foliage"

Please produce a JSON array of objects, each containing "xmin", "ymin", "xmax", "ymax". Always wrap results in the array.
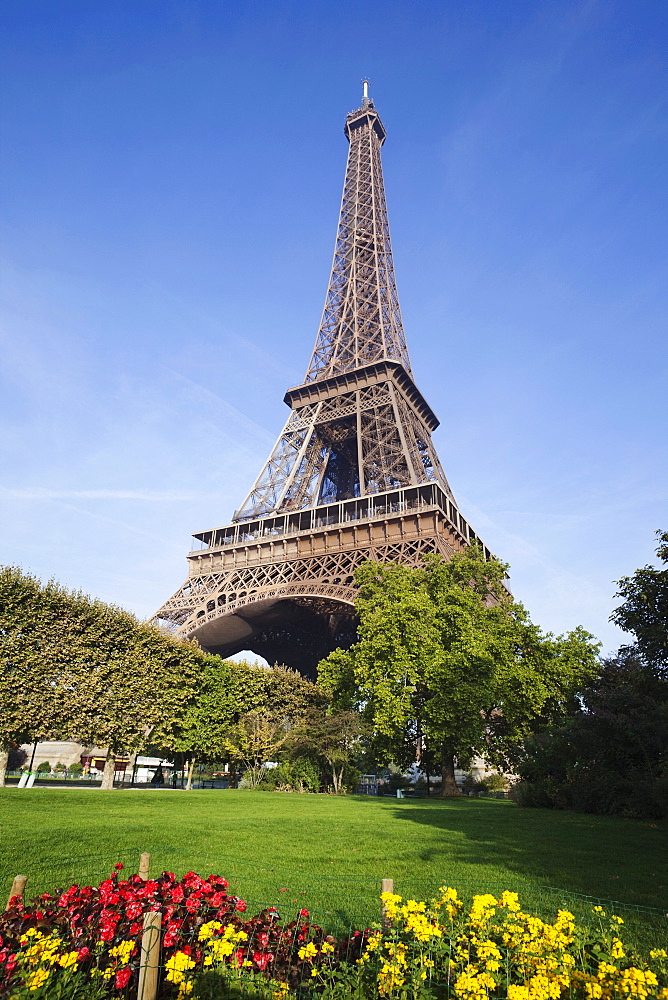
[
  {"xmin": 68, "ymin": 762, "xmax": 83, "ymax": 775},
  {"xmin": 0, "ymin": 566, "xmax": 212, "ymax": 770},
  {"xmin": 175, "ymin": 659, "xmax": 328, "ymax": 764},
  {"xmin": 610, "ymin": 529, "xmax": 668, "ymax": 673},
  {"xmin": 319, "ymin": 548, "xmax": 600, "ymax": 792},
  {"xmin": 259, "ymin": 758, "xmax": 322, "ymax": 793},
  {"xmin": 289, "ymin": 710, "xmax": 370, "ymax": 794},
  {"xmin": 36, "ymin": 761, "xmax": 51, "ymax": 773},
  {"xmin": 515, "ymin": 648, "xmax": 668, "ymax": 818},
  {"xmin": 224, "ymin": 712, "xmax": 292, "ymax": 788},
  {"xmin": 480, "ymin": 772, "xmax": 509, "ymax": 793}
]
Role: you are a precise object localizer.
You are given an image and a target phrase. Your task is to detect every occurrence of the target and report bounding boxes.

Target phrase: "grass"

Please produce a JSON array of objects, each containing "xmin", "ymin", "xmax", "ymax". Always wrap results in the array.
[{"xmin": 1, "ymin": 789, "xmax": 666, "ymax": 943}]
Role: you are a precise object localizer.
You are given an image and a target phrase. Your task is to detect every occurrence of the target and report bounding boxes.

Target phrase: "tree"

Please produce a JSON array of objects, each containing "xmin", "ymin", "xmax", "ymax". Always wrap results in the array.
[
  {"xmin": 223, "ymin": 712, "xmax": 291, "ymax": 788},
  {"xmin": 610, "ymin": 530, "xmax": 668, "ymax": 673},
  {"xmin": 0, "ymin": 566, "xmax": 212, "ymax": 788},
  {"xmin": 515, "ymin": 648, "xmax": 668, "ymax": 817},
  {"xmin": 1, "ymin": 567, "xmax": 81, "ymax": 785},
  {"xmin": 319, "ymin": 548, "xmax": 600, "ymax": 795},
  {"xmin": 173, "ymin": 659, "xmax": 328, "ymax": 787},
  {"xmin": 289, "ymin": 709, "xmax": 370, "ymax": 793}
]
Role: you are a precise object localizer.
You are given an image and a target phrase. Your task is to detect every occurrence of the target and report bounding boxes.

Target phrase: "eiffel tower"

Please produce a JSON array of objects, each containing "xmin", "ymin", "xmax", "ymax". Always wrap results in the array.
[{"xmin": 154, "ymin": 83, "xmax": 497, "ymax": 678}]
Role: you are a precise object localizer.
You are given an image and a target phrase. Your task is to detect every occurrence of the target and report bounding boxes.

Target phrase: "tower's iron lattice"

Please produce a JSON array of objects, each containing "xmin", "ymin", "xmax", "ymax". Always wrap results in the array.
[{"xmin": 154, "ymin": 89, "xmax": 497, "ymax": 678}]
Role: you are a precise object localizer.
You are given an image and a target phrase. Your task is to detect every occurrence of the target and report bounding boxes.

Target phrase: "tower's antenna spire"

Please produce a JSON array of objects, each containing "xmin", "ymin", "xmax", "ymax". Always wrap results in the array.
[{"xmin": 362, "ymin": 78, "xmax": 370, "ymax": 107}]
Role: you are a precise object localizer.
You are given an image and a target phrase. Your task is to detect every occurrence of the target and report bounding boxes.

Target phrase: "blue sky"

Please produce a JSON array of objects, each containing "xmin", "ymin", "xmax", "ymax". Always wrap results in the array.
[{"xmin": 1, "ymin": 0, "xmax": 666, "ymax": 656}]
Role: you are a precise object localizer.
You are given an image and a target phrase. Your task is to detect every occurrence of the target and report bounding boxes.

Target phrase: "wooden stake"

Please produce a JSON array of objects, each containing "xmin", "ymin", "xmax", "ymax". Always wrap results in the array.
[
  {"xmin": 137, "ymin": 910, "xmax": 161, "ymax": 1000},
  {"xmin": 139, "ymin": 852, "xmax": 151, "ymax": 881},
  {"xmin": 5, "ymin": 875, "xmax": 27, "ymax": 910},
  {"xmin": 381, "ymin": 877, "xmax": 394, "ymax": 930}
]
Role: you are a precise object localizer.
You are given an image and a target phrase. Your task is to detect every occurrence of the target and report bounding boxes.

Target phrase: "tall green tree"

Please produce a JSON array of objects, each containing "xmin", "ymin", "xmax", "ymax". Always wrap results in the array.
[
  {"xmin": 610, "ymin": 530, "xmax": 668, "ymax": 673},
  {"xmin": 319, "ymin": 548, "xmax": 600, "ymax": 795},
  {"xmin": 0, "ymin": 566, "xmax": 210, "ymax": 788},
  {"xmin": 0, "ymin": 568, "xmax": 70, "ymax": 784},
  {"xmin": 174, "ymin": 659, "xmax": 328, "ymax": 785}
]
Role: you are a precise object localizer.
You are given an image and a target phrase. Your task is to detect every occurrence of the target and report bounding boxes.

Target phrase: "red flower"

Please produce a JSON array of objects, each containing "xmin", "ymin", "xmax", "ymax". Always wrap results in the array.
[
  {"xmin": 114, "ymin": 863, "xmax": 124, "ymax": 871},
  {"xmin": 235, "ymin": 899, "xmax": 247, "ymax": 913},
  {"xmin": 185, "ymin": 896, "xmax": 201, "ymax": 912},
  {"xmin": 163, "ymin": 930, "xmax": 179, "ymax": 948},
  {"xmin": 170, "ymin": 886, "xmax": 185, "ymax": 903},
  {"xmin": 252, "ymin": 951, "xmax": 274, "ymax": 970},
  {"xmin": 257, "ymin": 932, "xmax": 269, "ymax": 947},
  {"xmin": 77, "ymin": 947, "xmax": 91, "ymax": 961},
  {"xmin": 129, "ymin": 922, "xmax": 141, "ymax": 936},
  {"xmin": 210, "ymin": 892, "xmax": 227, "ymax": 907},
  {"xmin": 100, "ymin": 927, "xmax": 114, "ymax": 942},
  {"xmin": 115, "ymin": 966, "xmax": 132, "ymax": 989},
  {"xmin": 125, "ymin": 902, "xmax": 143, "ymax": 920},
  {"xmin": 299, "ymin": 909, "xmax": 309, "ymax": 917}
]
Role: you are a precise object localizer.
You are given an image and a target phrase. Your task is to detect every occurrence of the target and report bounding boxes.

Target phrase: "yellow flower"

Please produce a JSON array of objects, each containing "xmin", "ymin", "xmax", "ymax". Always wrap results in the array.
[
  {"xmin": 165, "ymin": 950, "xmax": 196, "ymax": 984},
  {"xmin": 469, "ymin": 893, "xmax": 498, "ymax": 926},
  {"xmin": 19, "ymin": 928, "xmax": 41, "ymax": 945},
  {"xmin": 500, "ymin": 891, "xmax": 521, "ymax": 912},
  {"xmin": 210, "ymin": 938, "xmax": 234, "ymax": 959},
  {"xmin": 597, "ymin": 962, "xmax": 619, "ymax": 978},
  {"xmin": 57, "ymin": 951, "xmax": 80, "ymax": 970},
  {"xmin": 198, "ymin": 920, "xmax": 223, "ymax": 941},
  {"xmin": 611, "ymin": 938, "xmax": 625, "ymax": 960},
  {"xmin": 25, "ymin": 967, "xmax": 51, "ymax": 991},
  {"xmin": 650, "ymin": 949, "xmax": 667, "ymax": 959},
  {"xmin": 109, "ymin": 940, "xmax": 134, "ymax": 963},
  {"xmin": 321, "ymin": 941, "xmax": 335, "ymax": 954},
  {"xmin": 297, "ymin": 941, "xmax": 318, "ymax": 960}
]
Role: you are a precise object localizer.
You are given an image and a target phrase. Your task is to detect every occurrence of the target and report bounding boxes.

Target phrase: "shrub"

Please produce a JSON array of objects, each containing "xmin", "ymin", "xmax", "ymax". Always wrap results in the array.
[
  {"xmin": 36, "ymin": 762, "xmax": 51, "ymax": 774},
  {"xmin": 68, "ymin": 762, "xmax": 83, "ymax": 776},
  {"xmin": 481, "ymin": 772, "xmax": 509, "ymax": 793},
  {"xmin": 260, "ymin": 760, "xmax": 321, "ymax": 793},
  {"xmin": 516, "ymin": 651, "xmax": 668, "ymax": 819}
]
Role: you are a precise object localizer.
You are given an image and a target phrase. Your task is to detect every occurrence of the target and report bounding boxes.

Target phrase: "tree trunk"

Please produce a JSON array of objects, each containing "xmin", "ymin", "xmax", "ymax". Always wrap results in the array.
[
  {"xmin": 186, "ymin": 757, "xmax": 196, "ymax": 791},
  {"xmin": 100, "ymin": 751, "xmax": 116, "ymax": 790},
  {"xmin": 0, "ymin": 749, "xmax": 8, "ymax": 787},
  {"xmin": 438, "ymin": 750, "xmax": 460, "ymax": 797}
]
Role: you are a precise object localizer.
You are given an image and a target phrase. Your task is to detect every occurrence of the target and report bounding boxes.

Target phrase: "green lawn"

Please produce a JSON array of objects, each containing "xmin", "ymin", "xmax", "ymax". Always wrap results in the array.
[{"xmin": 1, "ymin": 789, "xmax": 665, "ymax": 941}]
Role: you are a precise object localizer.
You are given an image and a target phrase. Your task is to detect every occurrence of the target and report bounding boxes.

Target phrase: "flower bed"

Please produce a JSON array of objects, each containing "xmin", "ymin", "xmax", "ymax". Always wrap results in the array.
[{"xmin": 0, "ymin": 865, "xmax": 665, "ymax": 999}]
